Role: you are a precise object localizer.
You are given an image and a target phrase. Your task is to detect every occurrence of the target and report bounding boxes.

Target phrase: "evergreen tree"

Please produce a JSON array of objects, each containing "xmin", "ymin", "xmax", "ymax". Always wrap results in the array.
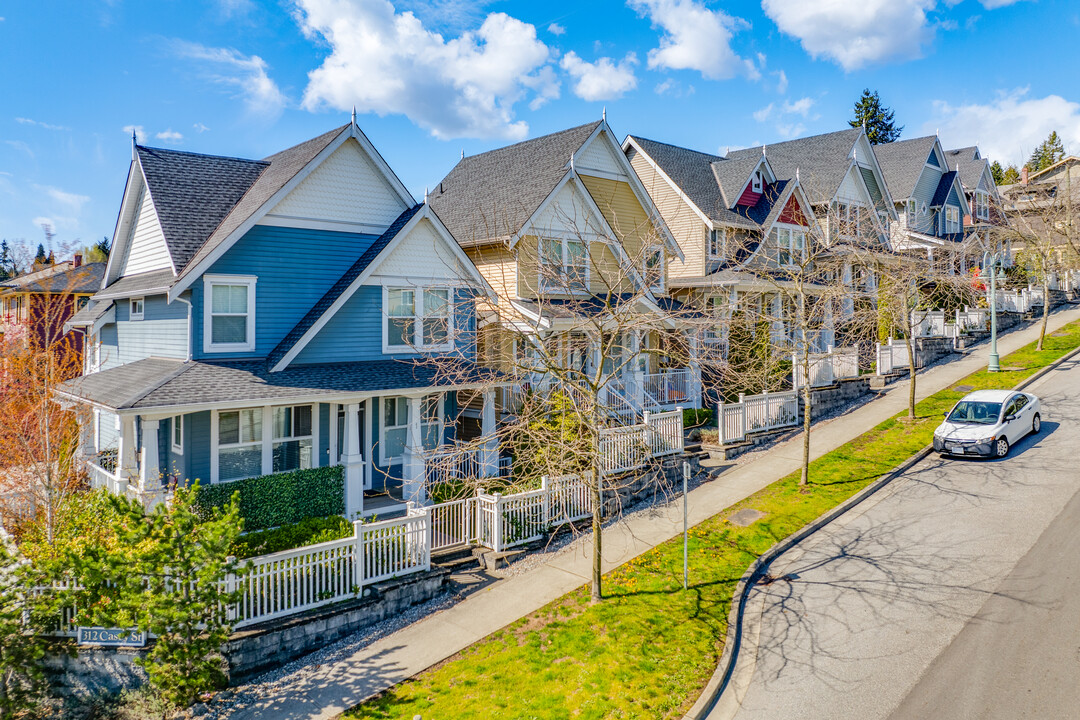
[
  {"xmin": 849, "ymin": 89, "xmax": 903, "ymax": 144},
  {"xmin": 0, "ymin": 543, "xmax": 52, "ymax": 715},
  {"xmin": 45, "ymin": 250, "xmax": 55, "ymax": 266},
  {"xmin": 1002, "ymin": 164, "xmax": 1021, "ymax": 185},
  {"xmin": 33, "ymin": 244, "xmax": 46, "ymax": 266},
  {"xmin": 0, "ymin": 240, "xmax": 11, "ymax": 281},
  {"xmin": 990, "ymin": 161, "xmax": 1005, "ymax": 186},
  {"xmin": 1026, "ymin": 131, "xmax": 1066, "ymax": 174}
]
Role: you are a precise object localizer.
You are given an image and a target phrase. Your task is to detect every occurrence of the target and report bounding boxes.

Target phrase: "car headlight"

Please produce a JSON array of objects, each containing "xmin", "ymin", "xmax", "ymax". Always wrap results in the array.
[{"xmin": 978, "ymin": 436, "xmax": 995, "ymax": 444}]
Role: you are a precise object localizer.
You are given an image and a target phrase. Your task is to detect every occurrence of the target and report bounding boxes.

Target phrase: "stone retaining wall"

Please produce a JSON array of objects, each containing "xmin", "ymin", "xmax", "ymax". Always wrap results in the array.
[{"xmin": 799, "ymin": 377, "xmax": 873, "ymax": 419}]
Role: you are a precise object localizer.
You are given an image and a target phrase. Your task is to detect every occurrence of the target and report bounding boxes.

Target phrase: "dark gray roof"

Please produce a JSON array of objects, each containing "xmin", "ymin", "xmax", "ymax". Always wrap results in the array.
[
  {"xmin": 136, "ymin": 146, "xmax": 268, "ymax": 272},
  {"xmin": 724, "ymin": 128, "xmax": 863, "ymax": 206},
  {"xmin": 66, "ymin": 300, "xmax": 114, "ymax": 329},
  {"xmin": 0, "ymin": 262, "xmax": 105, "ymax": 294},
  {"xmin": 428, "ymin": 122, "xmax": 600, "ymax": 244},
  {"xmin": 710, "ymin": 153, "xmax": 765, "ymax": 212},
  {"xmin": 627, "ymin": 136, "xmax": 757, "ymax": 230},
  {"xmin": 57, "ymin": 357, "xmax": 502, "ymax": 411},
  {"xmin": 94, "ymin": 269, "xmax": 175, "ymax": 299},
  {"xmin": 177, "ymin": 125, "xmax": 350, "ymax": 280},
  {"xmin": 875, "ymin": 136, "xmax": 938, "ymax": 201},
  {"xmin": 944, "ymin": 147, "xmax": 990, "ymax": 191},
  {"xmin": 931, "ymin": 170, "xmax": 959, "ymax": 207},
  {"xmin": 267, "ymin": 204, "xmax": 423, "ymax": 368}
]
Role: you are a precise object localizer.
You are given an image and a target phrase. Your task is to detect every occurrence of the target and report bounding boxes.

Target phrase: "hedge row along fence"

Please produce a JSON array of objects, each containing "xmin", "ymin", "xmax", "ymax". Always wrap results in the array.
[{"xmin": 192, "ymin": 466, "xmax": 345, "ymax": 532}]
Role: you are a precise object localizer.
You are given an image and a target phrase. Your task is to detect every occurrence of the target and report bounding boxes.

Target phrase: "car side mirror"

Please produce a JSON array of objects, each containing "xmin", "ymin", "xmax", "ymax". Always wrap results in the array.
[
  {"xmin": 943, "ymin": 411, "xmax": 949, "ymax": 418},
  {"xmin": 1005, "ymin": 414, "xmax": 1016, "ymax": 422}
]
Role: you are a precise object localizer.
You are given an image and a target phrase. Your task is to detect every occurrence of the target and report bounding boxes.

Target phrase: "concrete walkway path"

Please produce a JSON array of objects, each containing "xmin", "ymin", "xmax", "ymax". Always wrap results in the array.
[{"xmin": 230, "ymin": 307, "xmax": 1080, "ymax": 720}]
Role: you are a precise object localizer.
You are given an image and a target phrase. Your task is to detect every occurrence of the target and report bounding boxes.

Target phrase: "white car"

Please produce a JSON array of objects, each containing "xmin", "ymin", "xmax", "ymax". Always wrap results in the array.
[{"xmin": 933, "ymin": 389, "xmax": 1042, "ymax": 458}]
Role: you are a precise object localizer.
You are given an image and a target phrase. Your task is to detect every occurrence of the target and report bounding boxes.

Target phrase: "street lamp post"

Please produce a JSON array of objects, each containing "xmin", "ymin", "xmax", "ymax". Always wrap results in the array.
[{"xmin": 983, "ymin": 251, "xmax": 1006, "ymax": 373}]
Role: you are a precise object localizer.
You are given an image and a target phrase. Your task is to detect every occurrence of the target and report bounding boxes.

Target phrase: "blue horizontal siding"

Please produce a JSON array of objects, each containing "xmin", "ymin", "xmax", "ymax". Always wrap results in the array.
[{"xmin": 193, "ymin": 225, "xmax": 380, "ymax": 360}]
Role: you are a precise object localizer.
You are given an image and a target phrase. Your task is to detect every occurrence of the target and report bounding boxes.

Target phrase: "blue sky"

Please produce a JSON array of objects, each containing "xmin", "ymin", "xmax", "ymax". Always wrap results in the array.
[{"xmin": 1, "ymin": 0, "xmax": 1076, "ymax": 259}]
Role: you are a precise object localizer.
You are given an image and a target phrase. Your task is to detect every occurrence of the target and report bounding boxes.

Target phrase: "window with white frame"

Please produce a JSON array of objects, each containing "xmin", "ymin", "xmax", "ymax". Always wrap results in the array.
[
  {"xmin": 643, "ymin": 246, "xmax": 664, "ymax": 291},
  {"xmin": 707, "ymin": 228, "xmax": 725, "ymax": 258},
  {"xmin": 204, "ymin": 276, "xmax": 256, "ymax": 352},
  {"xmin": 385, "ymin": 287, "xmax": 454, "ymax": 351},
  {"xmin": 774, "ymin": 226, "xmax": 806, "ymax": 266},
  {"xmin": 906, "ymin": 199, "xmax": 917, "ymax": 226},
  {"xmin": 171, "ymin": 415, "xmax": 183, "ymax": 454},
  {"xmin": 946, "ymin": 205, "xmax": 960, "ymax": 234},
  {"xmin": 217, "ymin": 408, "xmax": 263, "ymax": 482},
  {"xmin": 420, "ymin": 394, "xmax": 443, "ymax": 451},
  {"xmin": 381, "ymin": 395, "xmax": 442, "ymax": 464},
  {"xmin": 975, "ymin": 191, "xmax": 990, "ymax": 221},
  {"xmin": 272, "ymin": 405, "xmax": 313, "ymax": 473},
  {"xmin": 130, "ymin": 297, "xmax": 144, "ymax": 321},
  {"xmin": 752, "ymin": 169, "xmax": 763, "ymax": 193},
  {"xmin": 539, "ymin": 237, "xmax": 588, "ymax": 292}
]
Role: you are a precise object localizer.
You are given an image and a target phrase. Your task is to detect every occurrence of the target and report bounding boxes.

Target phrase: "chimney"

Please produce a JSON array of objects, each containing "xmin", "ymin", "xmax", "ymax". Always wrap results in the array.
[
  {"xmin": 73, "ymin": 253, "xmax": 83, "ymax": 268},
  {"xmin": 1021, "ymin": 166, "xmax": 1029, "ymax": 185}
]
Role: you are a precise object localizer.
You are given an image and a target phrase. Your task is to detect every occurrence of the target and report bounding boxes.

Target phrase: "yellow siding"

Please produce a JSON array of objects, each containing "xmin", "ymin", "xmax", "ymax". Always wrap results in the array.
[
  {"xmin": 467, "ymin": 243, "xmax": 518, "ymax": 301},
  {"xmin": 627, "ymin": 150, "xmax": 708, "ymax": 279},
  {"xmin": 578, "ymin": 173, "xmax": 668, "ymax": 292}
]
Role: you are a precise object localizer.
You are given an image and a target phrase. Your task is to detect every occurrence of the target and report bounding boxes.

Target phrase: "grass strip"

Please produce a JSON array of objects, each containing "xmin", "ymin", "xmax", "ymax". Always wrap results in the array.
[{"xmin": 347, "ymin": 322, "xmax": 1080, "ymax": 720}]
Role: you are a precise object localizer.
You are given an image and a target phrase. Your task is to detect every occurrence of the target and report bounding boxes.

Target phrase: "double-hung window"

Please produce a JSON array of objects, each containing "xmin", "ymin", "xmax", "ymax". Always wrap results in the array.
[
  {"xmin": 204, "ymin": 276, "xmax": 256, "ymax": 353},
  {"xmin": 130, "ymin": 297, "xmax": 144, "ymax": 321},
  {"xmin": 381, "ymin": 395, "xmax": 443, "ymax": 464},
  {"xmin": 906, "ymin": 199, "xmax": 918, "ymax": 226},
  {"xmin": 385, "ymin": 287, "xmax": 454, "ymax": 351},
  {"xmin": 217, "ymin": 408, "xmax": 262, "ymax": 482},
  {"xmin": 643, "ymin": 246, "xmax": 664, "ymax": 292},
  {"xmin": 975, "ymin": 191, "xmax": 990, "ymax": 221},
  {"xmin": 539, "ymin": 237, "xmax": 588, "ymax": 292},
  {"xmin": 945, "ymin": 206, "xmax": 960, "ymax": 234},
  {"xmin": 707, "ymin": 228, "xmax": 725, "ymax": 259},
  {"xmin": 273, "ymin": 405, "xmax": 313, "ymax": 473},
  {"xmin": 171, "ymin": 416, "xmax": 183, "ymax": 454},
  {"xmin": 775, "ymin": 227, "xmax": 806, "ymax": 266}
]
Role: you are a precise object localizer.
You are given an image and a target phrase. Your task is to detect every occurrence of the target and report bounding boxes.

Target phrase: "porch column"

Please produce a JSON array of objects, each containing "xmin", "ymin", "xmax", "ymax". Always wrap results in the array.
[
  {"xmin": 481, "ymin": 389, "xmax": 498, "ymax": 477},
  {"xmin": 402, "ymin": 396, "xmax": 426, "ymax": 504},
  {"xmin": 117, "ymin": 415, "xmax": 137, "ymax": 494},
  {"xmin": 342, "ymin": 402, "xmax": 364, "ymax": 518},
  {"xmin": 687, "ymin": 330, "xmax": 702, "ymax": 409},
  {"xmin": 139, "ymin": 419, "xmax": 160, "ymax": 493},
  {"xmin": 630, "ymin": 330, "xmax": 644, "ymax": 412}
]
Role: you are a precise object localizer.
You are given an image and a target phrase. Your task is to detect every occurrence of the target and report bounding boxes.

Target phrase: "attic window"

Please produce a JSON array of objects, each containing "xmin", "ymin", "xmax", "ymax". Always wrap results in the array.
[{"xmin": 752, "ymin": 170, "xmax": 763, "ymax": 193}]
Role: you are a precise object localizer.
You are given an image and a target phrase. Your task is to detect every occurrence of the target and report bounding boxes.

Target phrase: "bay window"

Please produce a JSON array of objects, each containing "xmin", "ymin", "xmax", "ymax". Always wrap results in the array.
[
  {"xmin": 204, "ymin": 275, "xmax": 256, "ymax": 353},
  {"xmin": 385, "ymin": 287, "xmax": 454, "ymax": 351},
  {"xmin": 539, "ymin": 237, "xmax": 588, "ymax": 292}
]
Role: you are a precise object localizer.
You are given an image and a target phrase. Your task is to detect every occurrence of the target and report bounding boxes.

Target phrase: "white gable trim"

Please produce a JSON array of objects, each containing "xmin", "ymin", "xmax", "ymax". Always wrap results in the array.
[
  {"xmin": 169, "ymin": 124, "xmax": 415, "ymax": 301},
  {"xmin": 269, "ymin": 205, "xmax": 495, "ymax": 372},
  {"xmin": 103, "ymin": 163, "xmax": 177, "ymax": 289},
  {"xmin": 621, "ymin": 136, "xmax": 715, "ymax": 231},
  {"xmin": 729, "ymin": 156, "xmax": 777, "ymax": 210}
]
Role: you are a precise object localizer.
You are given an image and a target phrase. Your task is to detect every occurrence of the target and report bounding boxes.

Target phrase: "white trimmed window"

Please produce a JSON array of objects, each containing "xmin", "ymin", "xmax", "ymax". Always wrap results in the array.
[
  {"xmin": 420, "ymin": 394, "xmax": 443, "ymax": 451},
  {"xmin": 130, "ymin": 297, "xmax": 144, "ymax": 321},
  {"xmin": 906, "ymin": 199, "xmax": 917, "ymax": 226},
  {"xmin": 380, "ymin": 395, "xmax": 443, "ymax": 465},
  {"xmin": 774, "ymin": 226, "xmax": 806, "ymax": 266},
  {"xmin": 946, "ymin": 205, "xmax": 960, "ymax": 234},
  {"xmin": 752, "ymin": 169, "xmax": 763, "ymax": 193},
  {"xmin": 204, "ymin": 275, "xmax": 256, "ymax": 353},
  {"xmin": 975, "ymin": 191, "xmax": 990, "ymax": 221},
  {"xmin": 707, "ymin": 228, "xmax": 725, "ymax": 258},
  {"xmin": 643, "ymin": 246, "xmax": 664, "ymax": 292},
  {"xmin": 171, "ymin": 415, "xmax": 183, "ymax": 454},
  {"xmin": 272, "ymin": 405, "xmax": 313, "ymax": 473},
  {"xmin": 217, "ymin": 408, "xmax": 263, "ymax": 482},
  {"xmin": 384, "ymin": 287, "xmax": 454, "ymax": 351},
  {"xmin": 539, "ymin": 237, "xmax": 588, "ymax": 292}
]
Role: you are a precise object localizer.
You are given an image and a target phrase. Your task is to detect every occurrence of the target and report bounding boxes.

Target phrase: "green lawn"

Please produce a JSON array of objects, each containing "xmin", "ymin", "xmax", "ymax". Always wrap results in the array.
[{"xmin": 347, "ymin": 323, "xmax": 1080, "ymax": 720}]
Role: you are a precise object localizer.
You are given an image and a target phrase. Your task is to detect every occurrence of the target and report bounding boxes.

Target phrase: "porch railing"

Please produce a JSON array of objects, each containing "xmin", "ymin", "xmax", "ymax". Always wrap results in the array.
[
  {"xmin": 876, "ymin": 338, "xmax": 913, "ymax": 375},
  {"xmin": 640, "ymin": 368, "xmax": 695, "ymax": 411},
  {"xmin": 424, "ymin": 441, "xmax": 510, "ymax": 487},
  {"xmin": 598, "ymin": 409, "xmax": 683, "ymax": 475},
  {"xmin": 792, "ymin": 346, "xmax": 859, "ymax": 389},
  {"xmin": 718, "ymin": 390, "xmax": 799, "ymax": 445}
]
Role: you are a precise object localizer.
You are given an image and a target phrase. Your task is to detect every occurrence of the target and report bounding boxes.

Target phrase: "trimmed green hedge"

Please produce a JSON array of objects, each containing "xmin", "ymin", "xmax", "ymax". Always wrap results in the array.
[
  {"xmin": 230, "ymin": 515, "xmax": 353, "ymax": 559},
  {"xmin": 192, "ymin": 466, "xmax": 345, "ymax": 532},
  {"xmin": 682, "ymin": 407, "xmax": 714, "ymax": 428}
]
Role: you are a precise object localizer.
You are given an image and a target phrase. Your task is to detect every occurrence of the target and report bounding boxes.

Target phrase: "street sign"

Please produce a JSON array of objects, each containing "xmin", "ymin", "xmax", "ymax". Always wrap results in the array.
[{"xmin": 76, "ymin": 627, "xmax": 146, "ymax": 647}]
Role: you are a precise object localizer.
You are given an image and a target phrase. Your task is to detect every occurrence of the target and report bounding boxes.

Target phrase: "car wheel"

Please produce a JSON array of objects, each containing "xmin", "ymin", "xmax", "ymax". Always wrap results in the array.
[
  {"xmin": 1032, "ymin": 413, "xmax": 1041, "ymax": 434},
  {"xmin": 995, "ymin": 437, "xmax": 1010, "ymax": 458}
]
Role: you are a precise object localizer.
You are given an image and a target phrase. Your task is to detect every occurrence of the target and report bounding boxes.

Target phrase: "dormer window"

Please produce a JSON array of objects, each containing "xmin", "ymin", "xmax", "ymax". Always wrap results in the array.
[
  {"xmin": 384, "ymin": 287, "xmax": 454, "ymax": 352},
  {"xmin": 752, "ymin": 170, "xmax": 763, "ymax": 193}
]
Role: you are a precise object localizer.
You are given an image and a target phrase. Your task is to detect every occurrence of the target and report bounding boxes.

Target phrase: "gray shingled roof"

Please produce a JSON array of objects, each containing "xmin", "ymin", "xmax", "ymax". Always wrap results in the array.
[
  {"xmin": 627, "ymin": 136, "xmax": 757, "ymax": 230},
  {"xmin": 931, "ymin": 170, "xmax": 959, "ymax": 207},
  {"xmin": 724, "ymin": 128, "xmax": 863, "ymax": 206},
  {"xmin": 65, "ymin": 300, "xmax": 114, "ymax": 330},
  {"xmin": 944, "ymin": 147, "xmax": 990, "ymax": 191},
  {"xmin": 875, "ymin": 136, "xmax": 938, "ymax": 201},
  {"xmin": 93, "ymin": 269, "xmax": 176, "ymax": 299},
  {"xmin": 57, "ymin": 357, "xmax": 502, "ymax": 411},
  {"xmin": 428, "ymin": 122, "xmax": 600, "ymax": 244},
  {"xmin": 0, "ymin": 262, "xmax": 105, "ymax": 294},
  {"xmin": 267, "ymin": 204, "xmax": 422, "ymax": 369},
  {"xmin": 136, "ymin": 146, "xmax": 268, "ymax": 272},
  {"xmin": 176, "ymin": 125, "xmax": 350, "ymax": 280}
]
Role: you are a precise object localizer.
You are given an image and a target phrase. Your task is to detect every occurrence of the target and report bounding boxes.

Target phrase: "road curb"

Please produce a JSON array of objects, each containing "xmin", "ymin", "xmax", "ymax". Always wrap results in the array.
[{"xmin": 684, "ymin": 335, "xmax": 1080, "ymax": 720}]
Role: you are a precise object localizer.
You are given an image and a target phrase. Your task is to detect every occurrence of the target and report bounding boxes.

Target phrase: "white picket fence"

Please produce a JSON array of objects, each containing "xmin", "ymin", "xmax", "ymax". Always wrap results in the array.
[
  {"xmin": 955, "ymin": 306, "xmax": 988, "ymax": 331},
  {"xmin": 718, "ymin": 390, "xmax": 799, "ymax": 444},
  {"xmin": 876, "ymin": 338, "xmax": 914, "ymax": 375},
  {"xmin": 792, "ymin": 346, "xmax": 859, "ymax": 389},
  {"xmin": 597, "ymin": 409, "xmax": 684, "ymax": 475},
  {"xmin": 989, "ymin": 289, "xmax": 1032, "ymax": 314}
]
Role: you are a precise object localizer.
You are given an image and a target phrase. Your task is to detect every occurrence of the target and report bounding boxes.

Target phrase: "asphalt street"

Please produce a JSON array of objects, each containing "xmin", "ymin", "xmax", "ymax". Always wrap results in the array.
[{"xmin": 724, "ymin": 355, "xmax": 1080, "ymax": 720}]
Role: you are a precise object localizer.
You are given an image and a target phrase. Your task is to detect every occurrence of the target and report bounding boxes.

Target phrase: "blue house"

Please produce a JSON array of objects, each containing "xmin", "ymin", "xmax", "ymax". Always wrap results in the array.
[{"xmin": 60, "ymin": 121, "xmax": 501, "ymax": 516}]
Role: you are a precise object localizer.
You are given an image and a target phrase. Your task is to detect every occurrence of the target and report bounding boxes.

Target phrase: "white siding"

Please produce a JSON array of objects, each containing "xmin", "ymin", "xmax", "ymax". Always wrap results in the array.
[
  {"xmin": 120, "ymin": 188, "xmax": 172, "ymax": 276},
  {"xmin": 264, "ymin": 138, "xmax": 408, "ymax": 232},
  {"xmin": 531, "ymin": 182, "xmax": 607, "ymax": 238},
  {"xmin": 836, "ymin": 167, "xmax": 866, "ymax": 203},
  {"xmin": 371, "ymin": 217, "xmax": 470, "ymax": 282},
  {"xmin": 576, "ymin": 133, "xmax": 628, "ymax": 179}
]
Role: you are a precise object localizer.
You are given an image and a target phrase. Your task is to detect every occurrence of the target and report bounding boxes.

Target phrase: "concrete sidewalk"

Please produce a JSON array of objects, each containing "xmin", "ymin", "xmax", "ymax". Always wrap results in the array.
[{"xmin": 229, "ymin": 307, "xmax": 1080, "ymax": 720}]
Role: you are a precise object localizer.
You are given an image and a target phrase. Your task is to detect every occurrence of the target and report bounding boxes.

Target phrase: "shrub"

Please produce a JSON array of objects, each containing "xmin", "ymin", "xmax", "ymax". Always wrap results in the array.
[
  {"xmin": 17, "ymin": 488, "xmax": 126, "ymax": 567},
  {"xmin": 681, "ymin": 408, "xmax": 713, "ymax": 428},
  {"xmin": 191, "ymin": 466, "xmax": 344, "ymax": 532},
  {"xmin": 230, "ymin": 515, "xmax": 353, "ymax": 559}
]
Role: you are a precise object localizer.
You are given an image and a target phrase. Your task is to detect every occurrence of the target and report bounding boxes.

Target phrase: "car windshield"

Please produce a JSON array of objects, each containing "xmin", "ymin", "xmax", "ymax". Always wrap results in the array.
[{"xmin": 948, "ymin": 401, "xmax": 1002, "ymax": 425}]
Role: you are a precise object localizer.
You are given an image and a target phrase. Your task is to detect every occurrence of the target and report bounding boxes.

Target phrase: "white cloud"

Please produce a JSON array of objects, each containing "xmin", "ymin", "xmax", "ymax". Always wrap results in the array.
[
  {"xmin": 774, "ymin": 69, "xmax": 788, "ymax": 94},
  {"xmin": 172, "ymin": 40, "xmax": 286, "ymax": 116},
  {"xmin": 783, "ymin": 96, "xmax": 815, "ymax": 116},
  {"xmin": 979, "ymin": 0, "xmax": 1028, "ymax": 7},
  {"xmin": 753, "ymin": 96, "xmax": 816, "ymax": 139},
  {"xmin": 36, "ymin": 185, "xmax": 90, "ymax": 212},
  {"xmin": 548, "ymin": 22, "xmax": 565, "ymax": 35},
  {"xmin": 193, "ymin": 122, "xmax": 210, "ymax": 133},
  {"xmin": 560, "ymin": 52, "xmax": 638, "ymax": 101},
  {"xmin": 753, "ymin": 103, "xmax": 774, "ymax": 122},
  {"xmin": 15, "ymin": 117, "xmax": 68, "ymax": 131},
  {"xmin": 654, "ymin": 78, "xmax": 694, "ymax": 97},
  {"xmin": 762, "ymin": 0, "xmax": 935, "ymax": 71},
  {"xmin": 296, "ymin": 0, "xmax": 555, "ymax": 140},
  {"xmin": 3, "ymin": 140, "xmax": 34, "ymax": 159},
  {"xmin": 156, "ymin": 129, "xmax": 184, "ymax": 142},
  {"xmin": 628, "ymin": 0, "xmax": 756, "ymax": 81},
  {"xmin": 927, "ymin": 88, "xmax": 1080, "ymax": 167},
  {"xmin": 32, "ymin": 216, "xmax": 55, "ymax": 230},
  {"xmin": 122, "ymin": 125, "xmax": 146, "ymax": 143},
  {"xmin": 217, "ymin": 0, "xmax": 254, "ymax": 18}
]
